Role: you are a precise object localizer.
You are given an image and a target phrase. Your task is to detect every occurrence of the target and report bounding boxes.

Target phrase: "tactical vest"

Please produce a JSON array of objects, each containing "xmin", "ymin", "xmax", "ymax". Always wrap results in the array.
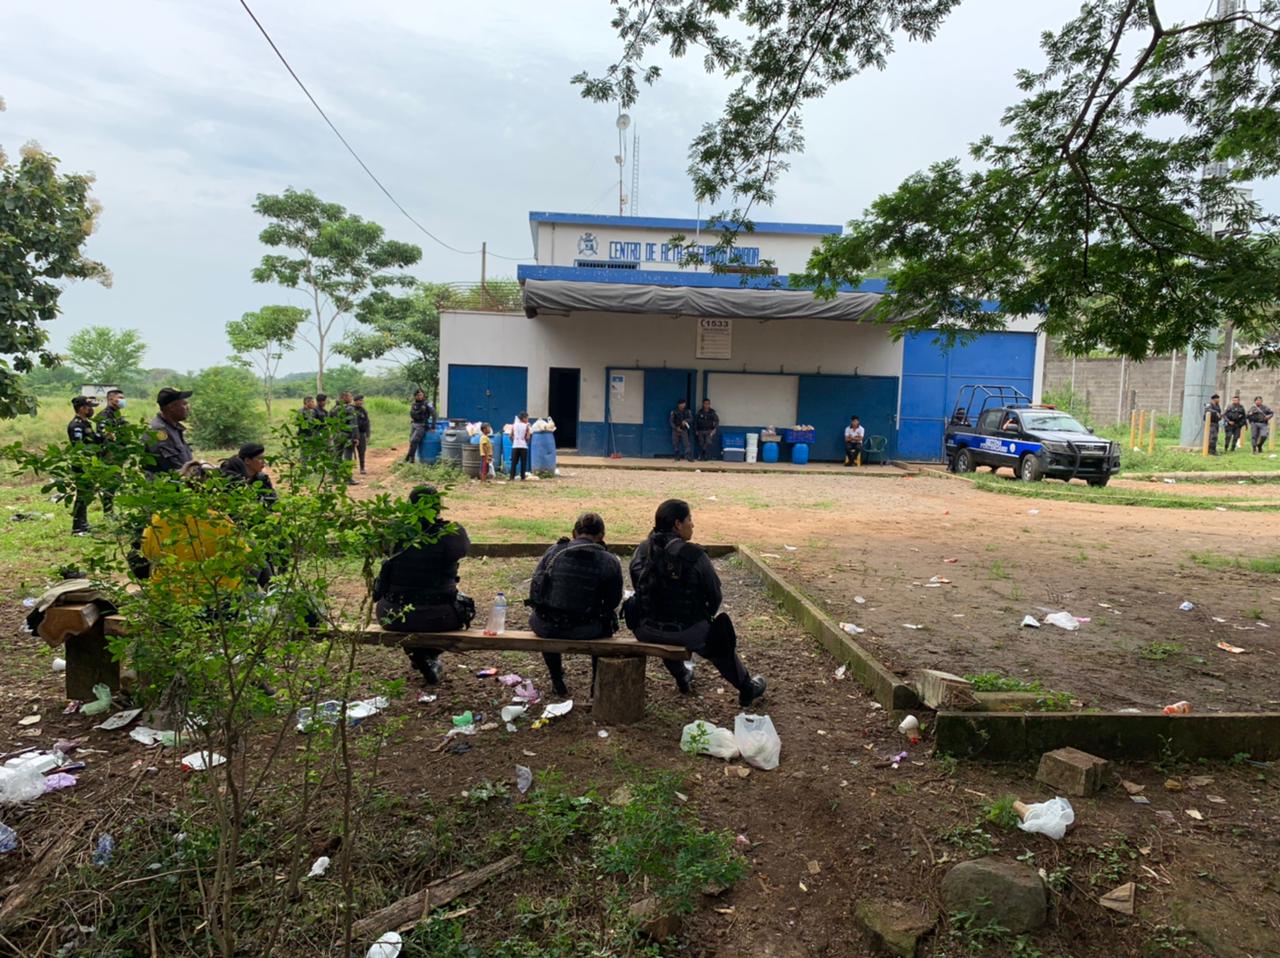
[
  {"xmin": 375, "ymin": 524, "xmax": 462, "ymax": 601},
  {"xmin": 530, "ymin": 540, "xmax": 608, "ymax": 618},
  {"xmin": 636, "ymin": 535, "xmax": 706, "ymax": 626}
]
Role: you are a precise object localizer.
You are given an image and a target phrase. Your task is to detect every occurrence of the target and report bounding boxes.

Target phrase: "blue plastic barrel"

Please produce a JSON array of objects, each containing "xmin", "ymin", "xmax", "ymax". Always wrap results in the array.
[
  {"xmin": 791, "ymin": 442, "xmax": 810, "ymax": 466},
  {"xmin": 529, "ymin": 431, "xmax": 557, "ymax": 472},
  {"xmin": 761, "ymin": 442, "xmax": 779, "ymax": 464},
  {"xmin": 419, "ymin": 432, "xmax": 442, "ymax": 464}
]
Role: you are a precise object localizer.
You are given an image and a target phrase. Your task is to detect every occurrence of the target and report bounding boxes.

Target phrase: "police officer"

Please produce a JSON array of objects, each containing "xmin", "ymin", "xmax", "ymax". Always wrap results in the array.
[
  {"xmin": 219, "ymin": 442, "xmax": 277, "ymax": 504},
  {"xmin": 1223, "ymin": 395, "xmax": 1248, "ymax": 453},
  {"xmin": 66, "ymin": 395, "xmax": 103, "ymax": 534},
  {"xmin": 694, "ymin": 398, "xmax": 720, "ymax": 461},
  {"xmin": 338, "ymin": 390, "xmax": 360, "ymax": 484},
  {"xmin": 373, "ymin": 485, "xmax": 475, "ymax": 684},
  {"xmin": 353, "ymin": 394, "xmax": 371, "ymax": 474},
  {"xmin": 1248, "ymin": 396, "xmax": 1274, "ymax": 453},
  {"xmin": 625, "ymin": 498, "xmax": 766, "ymax": 705},
  {"xmin": 405, "ymin": 389, "xmax": 435, "ymax": 463},
  {"xmin": 669, "ymin": 398, "xmax": 693, "ymax": 461},
  {"xmin": 93, "ymin": 388, "xmax": 127, "ymax": 514},
  {"xmin": 1204, "ymin": 393, "xmax": 1222, "ymax": 454},
  {"xmin": 526, "ymin": 512, "xmax": 623, "ymax": 697},
  {"xmin": 145, "ymin": 387, "xmax": 195, "ymax": 476}
]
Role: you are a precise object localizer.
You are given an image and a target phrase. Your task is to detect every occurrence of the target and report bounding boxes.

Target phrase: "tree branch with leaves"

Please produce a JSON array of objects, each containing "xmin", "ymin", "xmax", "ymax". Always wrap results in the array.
[{"xmin": 226, "ymin": 305, "xmax": 306, "ymax": 419}]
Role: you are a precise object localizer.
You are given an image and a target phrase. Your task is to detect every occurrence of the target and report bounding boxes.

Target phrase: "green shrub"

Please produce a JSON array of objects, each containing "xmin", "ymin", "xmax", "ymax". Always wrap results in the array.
[{"xmin": 189, "ymin": 365, "xmax": 264, "ymax": 451}]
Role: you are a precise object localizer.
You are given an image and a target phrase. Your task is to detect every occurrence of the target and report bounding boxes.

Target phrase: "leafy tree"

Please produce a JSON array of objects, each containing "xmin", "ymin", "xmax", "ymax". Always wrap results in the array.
[
  {"xmin": 1, "ymin": 110, "xmax": 111, "ymax": 416},
  {"xmin": 337, "ymin": 281, "xmax": 450, "ymax": 399},
  {"xmin": 251, "ymin": 189, "xmax": 422, "ymax": 393},
  {"xmin": 190, "ymin": 365, "xmax": 264, "ymax": 449},
  {"xmin": 225, "ymin": 305, "xmax": 306, "ymax": 419},
  {"xmin": 582, "ymin": 1, "xmax": 1280, "ymax": 362},
  {"xmin": 65, "ymin": 325, "xmax": 146, "ymax": 386}
]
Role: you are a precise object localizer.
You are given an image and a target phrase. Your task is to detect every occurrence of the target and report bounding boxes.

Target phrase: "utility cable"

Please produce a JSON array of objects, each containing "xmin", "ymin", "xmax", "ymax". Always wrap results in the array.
[{"xmin": 237, "ymin": 0, "xmax": 530, "ymax": 261}]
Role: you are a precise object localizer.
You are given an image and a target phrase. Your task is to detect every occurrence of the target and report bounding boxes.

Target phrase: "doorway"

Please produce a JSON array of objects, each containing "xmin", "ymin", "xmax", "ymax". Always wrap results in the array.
[{"xmin": 548, "ymin": 367, "xmax": 580, "ymax": 448}]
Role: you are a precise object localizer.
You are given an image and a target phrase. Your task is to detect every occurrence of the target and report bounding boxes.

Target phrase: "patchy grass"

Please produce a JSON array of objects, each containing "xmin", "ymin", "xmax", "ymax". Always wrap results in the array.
[
  {"xmin": 970, "ymin": 474, "xmax": 1280, "ymax": 511},
  {"xmin": 1138, "ymin": 642, "xmax": 1184, "ymax": 661},
  {"xmin": 1190, "ymin": 551, "xmax": 1280, "ymax": 574},
  {"xmin": 964, "ymin": 672, "xmax": 1073, "ymax": 711}
]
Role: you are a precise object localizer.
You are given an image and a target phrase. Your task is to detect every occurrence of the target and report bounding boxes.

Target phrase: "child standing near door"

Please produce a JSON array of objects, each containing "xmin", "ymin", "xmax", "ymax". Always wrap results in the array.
[{"xmin": 479, "ymin": 423, "xmax": 494, "ymax": 480}]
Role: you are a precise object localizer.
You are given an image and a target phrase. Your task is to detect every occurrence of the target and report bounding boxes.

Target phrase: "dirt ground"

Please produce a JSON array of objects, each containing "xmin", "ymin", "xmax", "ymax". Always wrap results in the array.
[{"xmin": 4, "ymin": 447, "xmax": 1280, "ymax": 956}]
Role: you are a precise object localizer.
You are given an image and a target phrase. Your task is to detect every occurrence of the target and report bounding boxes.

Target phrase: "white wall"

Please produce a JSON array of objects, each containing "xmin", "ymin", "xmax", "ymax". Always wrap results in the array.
[{"xmin": 440, "ymin": 309, "xmax": 904, "ymax": 422}]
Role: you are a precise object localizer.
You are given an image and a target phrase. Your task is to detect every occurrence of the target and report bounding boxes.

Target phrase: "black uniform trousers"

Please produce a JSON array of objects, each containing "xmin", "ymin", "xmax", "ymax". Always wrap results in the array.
[
  {"xmin": 631, "ymin": 614, "xmax": 750, "ymax": 691},
  {"xmin": 376, "ymin": 597, "xmax": 466, "ymax": 677},
  {"xmin": 529, "ymin": 610, "xmax": 612, "ymax": 694}
]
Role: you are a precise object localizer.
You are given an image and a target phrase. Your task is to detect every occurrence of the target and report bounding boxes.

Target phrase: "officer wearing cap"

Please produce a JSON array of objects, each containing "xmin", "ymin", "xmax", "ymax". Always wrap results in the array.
[
  {"xmin": 66, "ymin": 395, "xmax": 104, "ymax": 534},
  {"xmin": 146, "ymin": 387, "xmax": 195, "ymax": 475},
  {"xmin": 93, "ymin": 388, "xmax": 127, "ymax": 514},
  {"xmin": 1203, "ymin": 393, "xmax": 1222, "ymax": 455}
]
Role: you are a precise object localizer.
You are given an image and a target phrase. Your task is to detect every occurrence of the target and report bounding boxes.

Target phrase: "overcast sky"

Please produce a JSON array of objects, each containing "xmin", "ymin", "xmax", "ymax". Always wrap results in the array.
[{"xmin": 6, "ymin": 0, "xmax": 1270, "ymax": 376}]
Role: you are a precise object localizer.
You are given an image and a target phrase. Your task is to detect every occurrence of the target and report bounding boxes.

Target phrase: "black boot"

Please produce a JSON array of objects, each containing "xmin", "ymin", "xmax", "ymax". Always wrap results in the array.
[{"xmin": 738, "ymin": 676, "xmax": 767, "ymax": 708}]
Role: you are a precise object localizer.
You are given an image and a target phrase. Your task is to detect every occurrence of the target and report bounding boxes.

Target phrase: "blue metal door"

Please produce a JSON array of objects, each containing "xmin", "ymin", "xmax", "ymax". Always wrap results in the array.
[
  {"xmin": 898, "ymin": 332, "xmax": 1036, "ymax": 461},
  {"xmin": 641, "ymin": 368, "xmax": 695, "ymax": 457},
  {"xmin": 447, "ymin": 364, "xmax": 529, "ymax": 427},
  {"xmin": 797, "ymin": 375, "xmax": 900, "ymax": 462}
]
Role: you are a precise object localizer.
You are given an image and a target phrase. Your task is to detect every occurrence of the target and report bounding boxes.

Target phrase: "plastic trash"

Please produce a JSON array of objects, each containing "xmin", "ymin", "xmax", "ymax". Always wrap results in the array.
[
  {"xmin": 95, "ymin": 708, "xmax": 143, "ymax": 731},
  {"xmin": 417, "ymin": 692, "xmax": 437, "ymax": 703},
  {"xmin": 500, "ymin": 705, "xmax": 527, "ymax": 723},
  {"xmin": 365, "ymin": 931, "xmax": 402, "ymax": 958},
  {"xmin": 839, "ymin": 622, "xmax": 865, "ymax": 635},
  {"xmin": 484, "ymin": 592, "xmax": 508, "ymax": 636},
  {"xmin": 902, "ymin": 624, "xmax": 923, "ymax": 630},
  {"xmin": 0, "ymin": 766, "xmax": 46, "ymax": 804},
  {"xmin": 497, "ymin": 673, "xmax": 523, "ymax": 686},
  {"xmin": 0, "ymin": 824, "xmax": 16, "ymax": 853},
  {"xmin": 541, "ymin": 700, "xmax": 573, "ymax": 720},
  {"xmin": 181, "ymin": 751, "xmax": 226, "ymax": 772},
  {"xmin": 5, "ymin": 751, "xmax": 62, "ymax": 773},
  {"xmin": 308, "ymin": 855, "xmax": 330, "ymax": 878},
  {"xmin": 854, "ymin": 596, "xmax": 866, "ymax": 604},
  {"xmin": 79, "ymin": 684, "xmax": 113, "ymax": 716},
  {"xmin": 51, "ymin": 658, "xmax": 66, "ymax": 672},
  {"xmin": 1045, "ymin": 612, "xmax": 1081, "ymax": 631},
  {"xmin": 43, "ymin": 773, "xmax": 76, "ymax": 792},
  {"xmin": 734, "ymin": 714, "xmax": 781, "ymax": 770},
  {"xmin": 1162, "ymin": 701, "xmax": 1192, "ymax": 715},
  {"xmin": 515, "ymin": 765, "xmax": 533, "ymax": 793},
  {"xmin": 1178, "ymin": 601, "xmax": 1195, "ymax": 612},
  {"xmin": 92, "ymin": 834, "xmax": 115, "ymax": 867},
  {"xmin": 1016, "ymin": 797, "xmax": 1075, "ymax": 840},
  {"xmin": 452, "ymin": 711, "xmax": 474, "ymax": 727},
  {"xmin": 897, "ymin": 715, "xmax": 921, "ymax": 743},
  {"xmin": 834, "ymin": 665, "xmax": 848, "ymax": 680},
  {"xmin": 345, "ymin": 697, "xmax": 388, "ymax": 722},
  {"xmin": 513, "ymin": 680, "xmax": 540, "ymax": 705},
  {"xmin": 17, "ymin": 715, "xmax": 40, "ymax": 727},
  {"xmin": 1021, "ymin": 615, "xmax": 1041, "ymax": 628},
  {"xmin": 681, "ymin": 720, "xmax": 740, "ymax": 760},
  {"xmin": 130, "ymin": 727, "xmax": 176, "ymax": 747}
]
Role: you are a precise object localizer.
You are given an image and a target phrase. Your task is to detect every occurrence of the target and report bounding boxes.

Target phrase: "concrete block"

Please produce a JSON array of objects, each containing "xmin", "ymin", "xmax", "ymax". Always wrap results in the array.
[
  {"xmin": 1035, "ymin": 746, "xmax": 1111, "ymax": 796},
  {"xmin": 855, "ymin": 899, "xmax": 937, "ymax": 957},
  {"xmin": 913, "ymin": 669, "xmax": 978, "ymax": 710}
]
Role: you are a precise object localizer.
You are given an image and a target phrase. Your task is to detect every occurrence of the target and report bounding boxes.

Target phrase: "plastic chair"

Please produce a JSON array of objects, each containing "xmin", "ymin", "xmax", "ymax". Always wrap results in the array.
[{"xmin": 862, "ymin": 435, "xmax": 888, "ymax": 465}]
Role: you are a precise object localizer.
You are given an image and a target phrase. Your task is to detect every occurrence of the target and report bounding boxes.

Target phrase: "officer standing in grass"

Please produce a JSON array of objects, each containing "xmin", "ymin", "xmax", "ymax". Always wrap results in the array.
[
  {"xmin": 353, "ymin": 394, "xmax": 371, "ymax": 474},
  {"xmin": 1204, "ymin": 393, "xmax": 1222, "ymax": 455},
  {"xmin": 1248, "ymin": 396, "xmax": 1274, "ymax": 453},
  {"xmin": 405, "ymin": 389, "xmax": 434, "ymax": 463},
  {"xmin": 94, "ymin": 388, "xmax": 127, "ymax": 514},
  {"xmin": 526, "ymin": 512, "xmax": 624, "ymax": 697},
  {"xmin": 1223, "ymin": 396, "xmax": 1248, "ymax": 453},
  {"xmin": 66, "ymin": 395, "xmax": 103, "ymax": 535}
]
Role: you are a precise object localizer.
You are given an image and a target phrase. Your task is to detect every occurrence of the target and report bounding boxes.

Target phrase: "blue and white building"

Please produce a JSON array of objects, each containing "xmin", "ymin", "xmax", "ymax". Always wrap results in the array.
[{"xmin": 438, "ymin": 211, "xmax": 1045, "ymax": 461}]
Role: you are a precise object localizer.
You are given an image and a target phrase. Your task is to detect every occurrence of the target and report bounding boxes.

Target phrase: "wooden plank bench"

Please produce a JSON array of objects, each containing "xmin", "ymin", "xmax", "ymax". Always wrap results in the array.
[{"xmin": 47, "ymin": 610, "xmax": 690, "ymax": 725}]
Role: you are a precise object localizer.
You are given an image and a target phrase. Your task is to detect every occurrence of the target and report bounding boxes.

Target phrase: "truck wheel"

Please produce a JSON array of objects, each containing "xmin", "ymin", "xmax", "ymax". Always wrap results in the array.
[
  {"xmin": 1087, "ymin": 476, "xmax": 1110, "ymax": 488},
  {"xmin": 1018, "ymin": 454, "xmax": 1043, "ymax": 482},
  {"xmin": 954, "ymin": 448, "xmax": 975, "ymax": 473}
]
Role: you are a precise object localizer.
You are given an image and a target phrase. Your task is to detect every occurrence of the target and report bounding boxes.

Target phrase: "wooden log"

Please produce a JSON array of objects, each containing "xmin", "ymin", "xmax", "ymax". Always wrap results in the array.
[
  {"xmin": 591, "ymin": 656, "xmax": 647, "ymax": 725},
  {"xmin": 348, "ymin": 854, "xmax": 519, "ymax": 940},
  {"xmin": 37, "ymin": 603, "xmax": 100, "ymax": 648},
  {"xmin": 64, "ymin": 619, "xmax": 120, "ymax": 701}
]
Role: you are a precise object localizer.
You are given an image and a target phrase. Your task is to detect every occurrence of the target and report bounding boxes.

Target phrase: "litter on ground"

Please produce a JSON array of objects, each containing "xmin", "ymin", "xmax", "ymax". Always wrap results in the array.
[
  {"xmin": 1021, "ymin": 615, "xmax": 1041, "ymax": 628},
  {"xmin": 1045, "ymin": 611, "xmax": 1081, "ymax": 631}
]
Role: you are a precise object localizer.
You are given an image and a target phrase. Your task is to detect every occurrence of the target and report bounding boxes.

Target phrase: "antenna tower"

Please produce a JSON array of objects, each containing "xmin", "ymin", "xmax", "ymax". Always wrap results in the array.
[{"xmin": 630, "ymin": 129, "xmax": 640, "ymax": 217}]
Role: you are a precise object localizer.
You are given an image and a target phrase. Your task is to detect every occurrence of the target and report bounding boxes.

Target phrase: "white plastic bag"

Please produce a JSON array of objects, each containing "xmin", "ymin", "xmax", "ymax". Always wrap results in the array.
[
  {"xmin": 365, "ymin": 931, "xmax": 402, "ymax": 958},
  {"xmin": 1045, "ymin": 611, "xmax": 1080, "ymax": 631},
  {"xmin": 1018, "ymin": 797, "xmax": 1075, "ymax": 840},
  {"xmin": 733, "ymin": 714, "xmax": 781, "ymax": 770},
  {"xmin": 0, "ymin": 765, "xmax": 46, "ymax": 804},
  {"xmin": 680, "ymin": 720, "xmax": 740, "ymax": 760}
]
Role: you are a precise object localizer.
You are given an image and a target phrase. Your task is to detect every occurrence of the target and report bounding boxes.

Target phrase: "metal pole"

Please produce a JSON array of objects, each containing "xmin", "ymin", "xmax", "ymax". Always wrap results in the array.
[
  {"xmin": 1117, "ymin": 356, "xmax": 1126, "ymax": 424},
  {"xmin": 481, "ymin": 241, "xmax": 487, "ymax": 308},
  {"xmin": 1167, "ymin": 352, "xmax": 1177, "ymax": 415}
]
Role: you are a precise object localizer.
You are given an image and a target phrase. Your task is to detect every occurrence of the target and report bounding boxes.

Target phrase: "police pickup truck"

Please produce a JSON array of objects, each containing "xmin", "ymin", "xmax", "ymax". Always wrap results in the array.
[{"xmin": 946, "ymin": 402, "xmax": 1121, "ymax": 486}]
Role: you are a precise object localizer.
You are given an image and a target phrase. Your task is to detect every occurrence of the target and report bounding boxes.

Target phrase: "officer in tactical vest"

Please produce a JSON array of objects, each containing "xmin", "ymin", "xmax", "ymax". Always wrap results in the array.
[
  {"xmin": 526, "ymin": 512, "xmax": 624, "ymax": 697},
  {"xmin": 625, "ymin": 498, "xmax": 767, "ymax": 706},
  {"xmin": 1204, "ymin": 393, "xmax": 1222, "ymax": 454},
  {"xmin": 66, "ymin": 395, "xmax": 104, "ymax": 534},
  {"xmin": 145, "ymin": 387, "xmax": 195, "ymax": 476},
  {"xmin": 373, "ymin": 485, "xmax": 476, "ymax": 684},
  {"xmin": 1223, "ymin": 395, "xmax": 1248, "ymax": 452}
]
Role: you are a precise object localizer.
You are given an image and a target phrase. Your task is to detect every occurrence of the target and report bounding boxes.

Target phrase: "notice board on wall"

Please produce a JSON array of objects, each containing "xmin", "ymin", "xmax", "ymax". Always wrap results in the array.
[
  {"xmin": 696, "ymin": 318, "xmax": 732, "ymax": 359},
  {"xmin": 706, "ymin": 372, "xmax": 798, "ymax": 426}
]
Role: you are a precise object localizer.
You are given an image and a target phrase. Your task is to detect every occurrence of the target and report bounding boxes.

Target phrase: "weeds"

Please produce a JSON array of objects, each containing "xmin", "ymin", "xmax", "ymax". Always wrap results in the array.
[
  {"xmin": 1190, "ymin": 551, "xmax": 1280, "ymax": 574},
  {"xmin": 1139, "ymin": 642, "xmax": 1183, "ymax": 661},
  {"xmin": 988, "ymin": 559, "xmax": 1012, "ymax": 580},
  {"xmin": 982, "ymin": 795, "xmax": 1022, "ymax": 830},
  {"xmin": 948, "ymin": 905, "xmax": 1012, "ymax": 953},
  {"xmin": 939, "ymin": 823, "xmax": 998, "ymax": 857}
]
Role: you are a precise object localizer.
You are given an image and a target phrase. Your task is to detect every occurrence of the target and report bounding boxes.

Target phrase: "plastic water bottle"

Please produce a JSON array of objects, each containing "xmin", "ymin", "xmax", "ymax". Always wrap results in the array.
[
  {"xmin": 485, "ymin": 592, "xmax": 508, "ymax": 636},
  {"xmin": 0, "ymin": 824, "xmax": 17, "ymax": 853},
  {"xmin": 92, "ymin": 833, "xmax": 115, "ymax": 867}
]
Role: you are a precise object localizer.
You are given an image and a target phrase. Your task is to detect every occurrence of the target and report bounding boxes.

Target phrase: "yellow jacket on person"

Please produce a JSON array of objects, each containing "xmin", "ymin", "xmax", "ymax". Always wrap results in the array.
[{"xmin": 140, "ymin": 511, "xmax": 245, "ymax": 596}]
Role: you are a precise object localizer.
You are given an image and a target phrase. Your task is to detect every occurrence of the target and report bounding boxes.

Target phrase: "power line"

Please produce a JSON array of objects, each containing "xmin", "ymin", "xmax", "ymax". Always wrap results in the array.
[{"xmin": 237, "ymin": 0, "xmax": 529, "ymax": 262}]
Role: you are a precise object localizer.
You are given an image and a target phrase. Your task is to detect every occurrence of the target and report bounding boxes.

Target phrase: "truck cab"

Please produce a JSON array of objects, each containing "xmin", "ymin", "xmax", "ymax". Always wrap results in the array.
[{"xmin": 945, "ymin": 385, "xmax": 1121, "ymax": 486}]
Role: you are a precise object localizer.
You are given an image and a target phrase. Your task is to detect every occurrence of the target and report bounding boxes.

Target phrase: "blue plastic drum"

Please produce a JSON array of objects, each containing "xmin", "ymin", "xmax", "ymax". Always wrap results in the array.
[
  {"xmin": 529, "ymin": 431, "xmax": 557, "ymax": 473},
  {"xmin": 761, "ymin": 442, "xmax": 779, "ymax": 464},
  {"xmin": 790, "ymin": 442, "xmax": 810, "ymax": 465},
  {"xmin": 419, "ymin": 432, "xmax": 441, "ymax": 464}
]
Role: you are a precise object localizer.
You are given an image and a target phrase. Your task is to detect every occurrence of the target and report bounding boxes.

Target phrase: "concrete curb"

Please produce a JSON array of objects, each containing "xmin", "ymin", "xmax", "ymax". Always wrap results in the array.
[
  {"xmin": 935, "ymin": 710, "xmax": 1280, "ymax": 761},
  {"xmin": 735, "ymin": 546, "xmax": 918, "ymax": 711},
  {"xmin": 556, "ymin": 457, "xmax": 905, "ymax": 478}
]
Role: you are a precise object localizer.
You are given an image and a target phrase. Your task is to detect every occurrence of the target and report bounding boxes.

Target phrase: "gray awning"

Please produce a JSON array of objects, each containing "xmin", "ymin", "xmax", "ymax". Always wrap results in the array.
[{"xmin": 522, "ymin": 279, "xmax": 885, "ymax": 323}]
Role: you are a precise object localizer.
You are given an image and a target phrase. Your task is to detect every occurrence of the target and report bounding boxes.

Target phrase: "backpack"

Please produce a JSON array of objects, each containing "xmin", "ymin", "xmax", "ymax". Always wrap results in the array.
[
  {"xmin": 529, "ymin": 539, "xmax": 609, "ymax": 617},
  {"xmin": 634, "ymin": 536, "xmax": 705, "ymax": 625}
]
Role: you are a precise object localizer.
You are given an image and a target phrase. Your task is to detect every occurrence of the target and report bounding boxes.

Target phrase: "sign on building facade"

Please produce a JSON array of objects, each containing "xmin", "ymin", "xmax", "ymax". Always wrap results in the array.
[{"xmin": 696, "ymin": 318, "xmax": 732, "ymax": 360}]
